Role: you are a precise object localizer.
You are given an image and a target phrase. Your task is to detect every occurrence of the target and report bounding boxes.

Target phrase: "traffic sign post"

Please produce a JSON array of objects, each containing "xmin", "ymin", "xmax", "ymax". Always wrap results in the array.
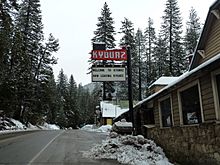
[{"xmin": 90, "ymin": 43, "xmax": 134, "ymax": 133}]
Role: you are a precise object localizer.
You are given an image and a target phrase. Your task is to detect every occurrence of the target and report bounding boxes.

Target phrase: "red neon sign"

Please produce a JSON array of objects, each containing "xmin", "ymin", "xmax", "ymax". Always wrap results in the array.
[{"xmin": 91, "ymin": 49, "xmax": 127, "ymax": 61}]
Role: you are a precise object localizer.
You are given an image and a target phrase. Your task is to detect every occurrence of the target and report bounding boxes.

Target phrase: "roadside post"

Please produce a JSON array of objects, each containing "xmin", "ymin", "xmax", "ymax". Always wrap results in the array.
[{"xmin": 126, "ymin": 46, "xmax": 134, "ymax": 134}]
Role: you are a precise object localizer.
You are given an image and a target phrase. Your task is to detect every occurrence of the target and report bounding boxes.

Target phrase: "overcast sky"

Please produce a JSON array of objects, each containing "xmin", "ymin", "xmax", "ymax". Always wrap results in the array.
[{"xmin": 40, "ymin": 0, "xmax": 215, "ymax": 86}]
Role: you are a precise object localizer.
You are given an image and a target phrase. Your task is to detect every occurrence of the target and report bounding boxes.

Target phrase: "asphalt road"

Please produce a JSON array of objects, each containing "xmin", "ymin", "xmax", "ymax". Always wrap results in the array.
[{"xmin": 0, "ymin": 130, "xmax": 120, "ymax": 165}]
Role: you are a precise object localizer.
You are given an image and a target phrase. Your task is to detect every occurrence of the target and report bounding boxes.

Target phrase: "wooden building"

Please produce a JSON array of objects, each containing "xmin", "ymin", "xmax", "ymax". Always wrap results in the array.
[{"xmin": 119, "ymin": 0, "xmax": 220, "ymax": 164}]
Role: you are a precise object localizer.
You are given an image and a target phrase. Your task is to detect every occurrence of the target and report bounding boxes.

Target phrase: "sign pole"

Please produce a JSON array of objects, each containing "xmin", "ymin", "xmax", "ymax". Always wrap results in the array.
[{"xmin": 126, "ymin": 46, "xmax": 134, "ymax": 134}]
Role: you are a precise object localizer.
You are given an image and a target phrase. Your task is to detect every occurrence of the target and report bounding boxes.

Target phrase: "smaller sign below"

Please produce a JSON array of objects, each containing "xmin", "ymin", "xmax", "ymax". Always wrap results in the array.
[
  {"xmin": 92, "ymin": 66, "xmax": 126, "ymax": 82},
  {"xmin": 91, "ymin": 49, "xmax": 127, "ymax": 61}
]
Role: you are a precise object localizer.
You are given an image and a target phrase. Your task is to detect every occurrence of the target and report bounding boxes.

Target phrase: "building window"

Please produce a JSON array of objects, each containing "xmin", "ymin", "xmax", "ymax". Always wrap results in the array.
[
  {"xmin": 216, "ymin": 74, "xmax": 220, "ymax": 106},
  {"xmin": 180, "ymin": 85, "xmax": 202, "ymax": 125},
  {"xmin": 144, "ymin": 108, "xmax": 155, "ymax": 125},
  {"xmin": 160, "ymin": 98, "xmax": 172, "ymax": 127},
  {"xmin": 211, "ymin": 70, "xmax": 220, "ymax": 120}
]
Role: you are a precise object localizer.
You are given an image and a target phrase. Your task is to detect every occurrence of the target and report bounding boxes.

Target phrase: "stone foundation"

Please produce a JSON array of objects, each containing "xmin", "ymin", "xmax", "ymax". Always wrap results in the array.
[{"xmin": 146, "ymin": 122, "xmax": 220, "ymax": 165}]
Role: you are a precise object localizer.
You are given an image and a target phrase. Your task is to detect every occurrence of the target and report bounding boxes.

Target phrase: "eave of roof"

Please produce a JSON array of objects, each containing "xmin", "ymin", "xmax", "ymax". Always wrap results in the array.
[
  {"xmin": 189, "ymin": 0, "xmax": 220, "ymax": 70},
  {"xmin": 134, "ymin": 53, "xmax": 220, "ymax": 109}
]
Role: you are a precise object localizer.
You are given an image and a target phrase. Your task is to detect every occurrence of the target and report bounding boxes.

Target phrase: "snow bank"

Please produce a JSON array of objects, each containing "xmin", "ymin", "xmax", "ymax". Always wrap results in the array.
[
  {"xmin": 97, "ymin": 125, "xmax": 112, "ymax": 132},
  {"xmin": 0, "ymin": 117, "xmax": 60, "ymax": 133},
  {"xmin": 10, "ymin": 119, "xmax": 27, "ymax": 129},
  {"xmin": 0, "ymin": 117, "xmax": 26, "ymax": 131},
  {"xmin": 80, "ymin": 124, "xmax": 94, "ymax": 131},
  {"xmin": 81, "ymin": 124, "xmax": 112, "ymax": 133},
  {"xmin": 83, "ymin": 134, "xmax": 173, "ymax": 165},
  {"xmin": 39, "ymin": 123, "xmax": 60, "ymax": 130}
]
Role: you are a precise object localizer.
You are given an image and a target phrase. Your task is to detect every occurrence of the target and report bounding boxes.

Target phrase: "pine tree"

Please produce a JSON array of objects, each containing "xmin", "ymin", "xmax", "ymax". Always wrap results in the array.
[
  {"xmin": 77, "ymin": 84, "xmax": 89, "ymax": 124},
  {"xmin": 154, "ymin": 33, "xmax": 170, "ymax": 78},
  {"xmin": 56, "ymin": 69, "xmax": 69, "ymax": 127},
  {"xmin": 161, "ymin": 0, "xmax": 186, "ymax": 76},
  {"xmin": 119, "ymin": 17, "xmax": 138, "ymax": 100},
  {"xmin": 0, "ymin": 0, "xmax": 18, "ymax": 79},
  {"xmin": 10, "ymin": 0, "xmax": 44, "ymax": 123},
  {"xmin": 135, "ymin": 29, "xmax": 145, "ymax": 100},
  {"xmin": 91, "ymin": 2, "xmax": 116, "ymax": 101},
  {"xmin": 184, "ymin": 7, "xmax": 201, "ymax": 59},
  {"xmin": 92, "ymin": 2, "xmax": 116, "ymax": 49},
  {"xmin": 0, "ymin": 0, "xmax": 19, "ymax": 117},
  {"xmin": 65, "ymin": 75, "xmax": 79, "ymax": 128},
  {"xmin": 45, "ymin": 73, "xmax": 59, "ymax": 124},
  {"xmin": 144, "ymin": 17, "xmax": 157, "ymax": 87}
]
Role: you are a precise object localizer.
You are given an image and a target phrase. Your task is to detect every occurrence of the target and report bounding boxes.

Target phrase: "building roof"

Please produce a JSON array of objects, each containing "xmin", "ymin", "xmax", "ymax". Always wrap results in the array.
[
  {"xmin": 101, "ymin": 101, "xmax": 128, "ymax": 118},
  {"xmin": 189, "ymin": 0, "xmax": 220, "ymax": 70},
  {"xmin": 135, "ymin": 53, "xmax": 220, "ymax": 109},
  {"xmin": 148, "ymin": 76, "xmax": 179, "ymax": 88}
]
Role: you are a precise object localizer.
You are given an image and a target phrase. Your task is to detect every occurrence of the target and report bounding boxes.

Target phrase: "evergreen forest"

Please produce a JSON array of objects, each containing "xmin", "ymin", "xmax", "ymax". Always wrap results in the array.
[{"xmin": 0, "ymin": 0, "xmax": 202, "ymax": 128}]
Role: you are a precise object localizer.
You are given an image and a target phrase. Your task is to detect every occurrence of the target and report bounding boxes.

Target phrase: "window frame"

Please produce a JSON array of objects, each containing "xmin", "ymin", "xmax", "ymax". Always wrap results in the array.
[
  {"xmin": 158, "ymin": 95, "xmax": 174, "ymax": 128},
  {"xmin": 177, "ymin": 80, "xmax": 204, "ymax": 125},
  {"xmin": 211, "ymin": 69, "xmax": 220, "ymax": 120}
]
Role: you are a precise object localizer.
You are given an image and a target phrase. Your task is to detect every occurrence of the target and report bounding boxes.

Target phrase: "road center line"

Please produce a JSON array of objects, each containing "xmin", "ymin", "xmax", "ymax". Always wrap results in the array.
[{"xmin": 28, "ymin": 130, "xmax": 65, "ymax": 165}]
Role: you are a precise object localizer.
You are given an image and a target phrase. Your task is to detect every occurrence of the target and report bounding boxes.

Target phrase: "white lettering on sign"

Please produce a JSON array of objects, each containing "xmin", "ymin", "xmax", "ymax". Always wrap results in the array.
[
  {"xmin": 91, "ymin": 49, "xmax": 127, "ymax": 61},
  {"xmin": 92, "ymin": 66, "xmax": 126, "ymax": 82}
]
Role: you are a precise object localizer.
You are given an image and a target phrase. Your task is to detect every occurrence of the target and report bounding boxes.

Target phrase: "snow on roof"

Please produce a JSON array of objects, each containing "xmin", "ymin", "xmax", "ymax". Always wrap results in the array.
[
  {"xmin": 149, "ymin": 76, "xmax": 179, "ymax": 88},
  {"xmin": 135, "ymin": 53, "xmax": 220, "ymax": 108},
  {"xmin": 101, "ymin": 101, "xmax": 128, "ymax": 118}
]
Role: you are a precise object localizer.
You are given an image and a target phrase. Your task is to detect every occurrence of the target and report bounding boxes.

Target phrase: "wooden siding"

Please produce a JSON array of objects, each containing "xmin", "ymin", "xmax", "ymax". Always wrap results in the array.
[
  {"xmin": 153, "ymin": 100, "xmax": 160, "ymax": 126},
  {"xmin": 172, "ymin": 91, "xmax": 180, "ymax": 126},
  {"xmin": 149, "ymin": 85, "xmax": 166, "ymax": 95},
  {"xmin": 200, "ymin": 74, "xmax": 216, "ymax": 121},
  {"xmin": 201, "ymin": 19, "xmax": 220, "ymax": 64}
]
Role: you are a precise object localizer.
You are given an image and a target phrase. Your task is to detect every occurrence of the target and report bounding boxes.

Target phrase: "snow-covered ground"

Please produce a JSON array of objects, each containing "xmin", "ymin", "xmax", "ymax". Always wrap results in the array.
[
  {"xmin": 80, "ymin": 124, "xmax": 112, "ymax": 133},
  {"xmin": 81, "ymin": 124, "xmax": 173, "ymax": 165},
  {"xmin": 0, "ymin": 117, "xmax": 60, "ymax": 134}
]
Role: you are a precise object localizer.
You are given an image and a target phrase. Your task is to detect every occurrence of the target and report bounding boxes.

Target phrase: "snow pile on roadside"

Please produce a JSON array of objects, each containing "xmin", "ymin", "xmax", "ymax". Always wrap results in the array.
[
  {"xmin": 80, "ymin": 124, "xmax": 94, "ymax": 131},
  {"xmin": 10, "ymin": 119, "xmax": 27, "ymax": 129},
  {"xmin": 81, "ymin": 124, "xmax": 112, "ymax": 133},
  {"xmin": 97, "ymin": 125, "xmax": 112, "ymax": 132},
  {"xmin": 39, "ymin": 123, "xmax": 60, "ymax": 130},
  {"xmin": 0, "ymin": 117, "xmax": 26, "ymax": 131},
  {"xmin": 83, "ymin": 134, "xmax": 173, "ymax": 165},
  {"xmin": 0, "ymin": 117, "xmax": 60, "ymax": 132}
]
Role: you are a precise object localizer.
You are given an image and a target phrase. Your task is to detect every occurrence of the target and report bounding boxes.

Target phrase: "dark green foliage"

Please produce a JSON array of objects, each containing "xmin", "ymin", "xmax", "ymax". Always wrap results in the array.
[
  {"xmin": 135, "ymin": 29, "xmax": 145, "ymax": 100},
  {"xmin": 143, "ymin": 18, "xmax": 157, "ymax": 89},
  {"xmin": 118, "ymin": 17, "xmax": 139, "ymax": 100},
  {"xmin": 65, "ymin": 75, "xmax": 79, "ymax": 128},
  {"xmin": 160, "ymin": 0, "xmax": 186, "ymax": 76},
  {"xmin": 92, "ymin": 2, "xmax": 116, "ymax": 49},
  {"xmin": 184, "ymin": 7, "xmax": 201, "ymax": 57}
]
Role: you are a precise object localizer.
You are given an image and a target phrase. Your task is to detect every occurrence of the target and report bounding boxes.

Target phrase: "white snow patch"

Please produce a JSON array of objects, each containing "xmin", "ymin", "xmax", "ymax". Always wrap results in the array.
[
  {"xmin": 81, "ymin": 124, "xmax": 112, "ymax": 133},
  {"xmin": 83, "ymin": 134, "xmax": 173, "ymax": 165},
  {"xmin": 10, "ymin": 119, "xmax": 27, "ymax": 130},
  {"xmin": 101, "ymin": 101, "xmax": 128, "ymax": 118},
  {"xmin": 98, "ymin": 125, "xmax": 112, "ymax": 132},
  {"xmin": 80, "ymin": 124, "xmax": 95, "ymax": 131},
  {"xmin": 114, "ymin": 121, "xmax": 132, "ymax": 127},
  {"xmin": 39, "ymin": 123, "xmax": 60, "ymax": 130},
  {"xmin": 149, "ymin": 76, "xmax": 179, "ymax": 88},
  {"xmin": 0, "ymin": 117, "xmax": 60, "ymax": 133}
]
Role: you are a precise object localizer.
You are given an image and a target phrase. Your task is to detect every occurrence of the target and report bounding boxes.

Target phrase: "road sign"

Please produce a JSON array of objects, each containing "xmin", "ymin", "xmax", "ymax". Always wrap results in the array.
[
  {"xmin": 91, "ymin": 49, "xmax": 127, "ymax": 61},
  {"xmin": 92, "ymin": 66, "xmax": 126, "ymax": 82}
]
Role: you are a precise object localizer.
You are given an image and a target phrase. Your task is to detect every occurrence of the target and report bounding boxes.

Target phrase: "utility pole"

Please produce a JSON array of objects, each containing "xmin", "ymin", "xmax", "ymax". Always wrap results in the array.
[
  {"xmin": 127, "ymin": 46, "xmax": 134, "ymax": 133},
  {"xmin": 138, "ymin": 30, "xmax": 142, "ymax": 101}
]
